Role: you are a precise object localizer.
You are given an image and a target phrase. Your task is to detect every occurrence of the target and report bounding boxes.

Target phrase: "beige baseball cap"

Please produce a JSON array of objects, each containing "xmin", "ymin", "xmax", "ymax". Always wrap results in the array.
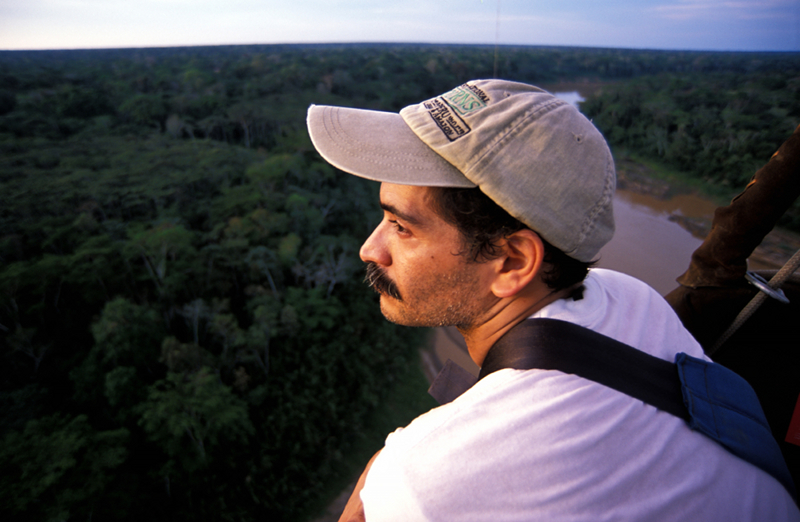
[{"xmin": 307, "ymin": 79, "xmax": 615, "ymax": 262}]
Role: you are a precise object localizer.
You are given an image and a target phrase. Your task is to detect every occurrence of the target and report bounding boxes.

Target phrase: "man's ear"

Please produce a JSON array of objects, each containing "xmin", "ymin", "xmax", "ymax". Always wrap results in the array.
[{"xmin": 490, "ymin": 229, "xmax": 546, "ymax": 298}]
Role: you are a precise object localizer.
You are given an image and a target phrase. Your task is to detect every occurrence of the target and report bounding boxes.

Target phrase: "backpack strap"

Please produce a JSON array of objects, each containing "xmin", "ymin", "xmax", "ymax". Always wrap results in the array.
[
  {"xmin": 479, "ymin": 318, "xmax": 689, "ymax": 421},
  {"xmin": 476, "ymin": 318, "xmax": 796, "ymax": 499}
]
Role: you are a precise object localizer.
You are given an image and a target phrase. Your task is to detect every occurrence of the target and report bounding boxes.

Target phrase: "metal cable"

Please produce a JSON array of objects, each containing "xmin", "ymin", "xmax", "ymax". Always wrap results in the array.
[{"xmin": 709, "ymin": 248, "xmax": 800, "ymax": 355}]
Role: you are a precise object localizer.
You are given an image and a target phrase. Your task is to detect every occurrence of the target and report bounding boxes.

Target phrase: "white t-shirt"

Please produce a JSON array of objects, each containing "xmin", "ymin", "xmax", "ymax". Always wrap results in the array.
[{"xmin": 361, "ymin": 269, "xmax": 799, "ymax": 521}]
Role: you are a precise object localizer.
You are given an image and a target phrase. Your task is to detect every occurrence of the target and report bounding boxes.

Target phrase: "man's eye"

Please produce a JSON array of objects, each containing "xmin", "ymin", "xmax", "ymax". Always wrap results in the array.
[{"xmin": 389, "ymin": 220, "xmax": 408, "ymax": 233}]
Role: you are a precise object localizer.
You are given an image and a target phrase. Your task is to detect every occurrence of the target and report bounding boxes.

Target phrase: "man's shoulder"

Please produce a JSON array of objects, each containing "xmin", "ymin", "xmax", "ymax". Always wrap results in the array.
[
  {"xmin": 586, "ymin": 267, "xmax": 657, "ymax": 293},
  {"xmin": 535, "ymin": 268, "xmax": 705, "ymax": 361}
]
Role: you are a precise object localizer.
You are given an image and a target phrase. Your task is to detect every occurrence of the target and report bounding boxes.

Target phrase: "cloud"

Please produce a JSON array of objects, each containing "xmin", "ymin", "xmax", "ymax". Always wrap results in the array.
[{"xmin": 652, "ymin": 0, "xmax": 794, "ymax": 21}]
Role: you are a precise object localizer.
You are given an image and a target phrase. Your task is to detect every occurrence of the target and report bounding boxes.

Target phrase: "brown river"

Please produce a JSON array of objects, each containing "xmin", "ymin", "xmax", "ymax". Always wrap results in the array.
[{"xmin": 596, "ymin": 188, "xmax": 714, "ymax": 295}]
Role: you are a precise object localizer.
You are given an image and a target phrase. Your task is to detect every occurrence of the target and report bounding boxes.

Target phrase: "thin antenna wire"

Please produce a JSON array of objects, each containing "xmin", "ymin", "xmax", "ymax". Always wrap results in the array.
[{"xmin": 493, "ymin": 0, "xmax": 501, "ymax": 78}]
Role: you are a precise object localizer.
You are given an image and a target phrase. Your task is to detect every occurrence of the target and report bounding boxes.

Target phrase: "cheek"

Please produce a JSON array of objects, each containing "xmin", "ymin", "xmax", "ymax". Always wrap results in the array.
[{"xmin": 391, "ymin": 240, "xmax": 462, "ymax": 282}]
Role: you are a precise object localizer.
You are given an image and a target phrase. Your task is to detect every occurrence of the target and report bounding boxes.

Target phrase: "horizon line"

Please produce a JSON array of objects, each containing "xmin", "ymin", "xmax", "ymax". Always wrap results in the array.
[{"xmin": 2, "ymin": 41, "xmax": 799, "ymax": 54}]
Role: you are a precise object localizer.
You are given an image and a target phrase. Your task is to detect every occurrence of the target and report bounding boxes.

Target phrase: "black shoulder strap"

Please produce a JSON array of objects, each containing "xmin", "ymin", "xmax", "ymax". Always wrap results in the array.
[{"xmin": 478, "ymin": 318, "xmax": 690, "ymax": 422}]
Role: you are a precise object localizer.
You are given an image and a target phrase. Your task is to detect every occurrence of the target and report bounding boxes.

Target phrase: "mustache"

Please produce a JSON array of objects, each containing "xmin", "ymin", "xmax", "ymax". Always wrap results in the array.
[{"xmin": 364, "ymin": 263, "xmax": 402, "ymax": 301}]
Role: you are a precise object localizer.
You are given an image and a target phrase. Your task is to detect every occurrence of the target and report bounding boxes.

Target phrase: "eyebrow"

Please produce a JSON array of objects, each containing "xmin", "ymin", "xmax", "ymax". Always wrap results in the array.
[{"xmin": 380, "ymin": 201, "xmax": 425, "ymax": 228}]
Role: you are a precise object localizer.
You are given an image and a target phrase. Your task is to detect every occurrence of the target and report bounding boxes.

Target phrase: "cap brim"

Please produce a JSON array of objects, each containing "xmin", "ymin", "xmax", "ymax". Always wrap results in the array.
[{"xmin": 307, "ymin": 104, "xmax": 475, "ymax": 188}]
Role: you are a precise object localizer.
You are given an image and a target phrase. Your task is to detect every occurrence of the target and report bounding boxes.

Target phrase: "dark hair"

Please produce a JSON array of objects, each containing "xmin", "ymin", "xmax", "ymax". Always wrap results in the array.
[{"xmin": 428, "ymin": 186, "xmax": 595, "ymax": 292}]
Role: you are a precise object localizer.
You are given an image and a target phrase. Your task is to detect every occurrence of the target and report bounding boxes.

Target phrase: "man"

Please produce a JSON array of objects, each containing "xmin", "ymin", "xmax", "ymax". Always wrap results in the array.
[{"xmin": 306, "ymin": 80, "xmax": 799, "ymax": 521}]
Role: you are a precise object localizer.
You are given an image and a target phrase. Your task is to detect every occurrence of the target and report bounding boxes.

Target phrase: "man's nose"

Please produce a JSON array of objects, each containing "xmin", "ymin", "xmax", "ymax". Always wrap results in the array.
[{"xmin": 359, "ymin": 224, "xmax": 390, "ymax": 266}]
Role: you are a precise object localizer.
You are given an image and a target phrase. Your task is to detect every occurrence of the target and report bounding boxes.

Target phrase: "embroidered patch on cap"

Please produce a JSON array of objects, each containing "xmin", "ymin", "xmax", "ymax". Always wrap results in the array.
[
  {"xmin": 423, "ymin": 83, "xmax": 490, "ymax": 142},
  {"xmin": 442, "ymin": 83, "xmax": 489, "ymax": 116},
  {"xmin": 424, "ymin": 98, "xmax": 471, "ymax": 141}
]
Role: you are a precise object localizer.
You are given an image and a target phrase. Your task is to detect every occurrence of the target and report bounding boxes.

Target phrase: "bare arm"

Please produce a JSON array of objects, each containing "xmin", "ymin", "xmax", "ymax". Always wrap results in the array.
[{"xmin": 338, "ymin": 450, "xmax": 382, "ymax": 522}]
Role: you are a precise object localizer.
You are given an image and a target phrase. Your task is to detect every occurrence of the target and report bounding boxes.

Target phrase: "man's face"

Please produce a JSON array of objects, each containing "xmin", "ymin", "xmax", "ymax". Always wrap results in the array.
[{"xmin": 359, "ymin": 183, "xmax": 496, "ymax": 328}]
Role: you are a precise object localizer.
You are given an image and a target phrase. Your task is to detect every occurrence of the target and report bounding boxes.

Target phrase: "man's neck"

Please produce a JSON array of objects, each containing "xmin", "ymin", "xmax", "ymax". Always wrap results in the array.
[{"xmin": 458, "ymin": 284, "xmax": 578, "ymax": 368}]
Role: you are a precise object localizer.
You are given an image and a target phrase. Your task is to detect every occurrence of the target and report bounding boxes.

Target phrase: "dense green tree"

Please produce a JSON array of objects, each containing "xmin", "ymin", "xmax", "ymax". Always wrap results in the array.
[
  {"xmin": 118, "ymin": 93, "xmax": 169, "ymax": 130},
  {"xmin": 0, "ymin": 414, "xmax": 128, "ymax": 521},
  {"xmin": 0, "ymin": 89, "xmax": 17, "ymax": 115},
  {"xmin": 139, "ymin": 368, "xmax": 253, "ymax": 468}
]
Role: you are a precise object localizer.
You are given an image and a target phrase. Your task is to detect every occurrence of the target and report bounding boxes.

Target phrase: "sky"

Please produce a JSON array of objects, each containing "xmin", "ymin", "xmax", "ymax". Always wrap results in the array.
[{"xmin": 1, "ymin": 0, "xmax": 798, "ymax": 52}]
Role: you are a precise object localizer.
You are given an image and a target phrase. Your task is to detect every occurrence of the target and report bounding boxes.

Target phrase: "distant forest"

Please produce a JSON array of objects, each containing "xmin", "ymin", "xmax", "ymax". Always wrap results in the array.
[{"xmin": 1, "ymin": 44, "xmax": 798, "ymax": 521}]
